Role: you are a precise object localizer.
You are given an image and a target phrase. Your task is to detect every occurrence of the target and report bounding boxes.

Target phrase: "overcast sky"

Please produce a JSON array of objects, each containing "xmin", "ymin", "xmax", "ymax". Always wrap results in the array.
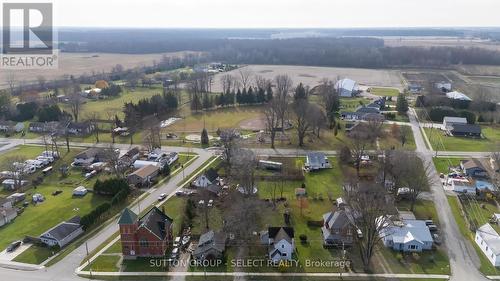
[{"xmin": 48, "ymin": 0, "xmax": 500, "ymax": 28}]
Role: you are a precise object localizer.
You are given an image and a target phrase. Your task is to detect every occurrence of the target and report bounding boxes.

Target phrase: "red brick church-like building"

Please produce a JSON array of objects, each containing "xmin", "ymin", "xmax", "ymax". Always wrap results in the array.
[{"xmin": 118, "ymin": 206, "xmax": 174, "ymax": 258}]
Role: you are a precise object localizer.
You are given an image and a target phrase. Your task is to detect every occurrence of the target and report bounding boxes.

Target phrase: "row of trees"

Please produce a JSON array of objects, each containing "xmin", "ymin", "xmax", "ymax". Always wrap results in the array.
[{"xmin": 123, "ymin": 91, "xmax": 178, "ymax": 128}]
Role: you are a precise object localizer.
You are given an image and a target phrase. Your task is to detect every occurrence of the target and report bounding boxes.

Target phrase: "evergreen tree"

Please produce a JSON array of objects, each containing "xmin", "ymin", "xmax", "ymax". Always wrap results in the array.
[
  {"xmin": 266, "ymin": 84, "xmax": 273, "ymax": 101},
  {"xmin": 396, "ymin": 93, "xmax": 409, "ymax": 114},
  {"xmin": 201, "ymin": 128, "xmax": 209, "ymax": 145},
  {"xmin": 247, "ymin": 87, "xmax": 255, "ymax": 104},
  {"xmin": 202, "ymin": 93, "xmax": 211, "ymax": 109},
  {"xmin": 257, "ymin": 87, "xmax": 266, "ymax": 103},
  {"xmin": 294, "ymin": 83, "xmax": 308, "ymax": 101},
  {"xmin": 236, "ymin": 89, "xmax": 242, "ymax": 104}
]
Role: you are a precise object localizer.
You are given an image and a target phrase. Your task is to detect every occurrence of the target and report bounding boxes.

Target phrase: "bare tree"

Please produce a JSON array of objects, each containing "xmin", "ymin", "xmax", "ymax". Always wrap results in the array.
[
  {"xmin": 254, "ymin": 75, "xmax": 270, "ymax": 91},
  {"xmin": 238, "ymin": 68, "xmax": 252, "ymax": 90},
  {"xmin": 292, "ymin": 99, "xmax": 312, "ymax": 147},
  {"xmin": 68, "ymin": 92, "xmax": 83, "ymax": 122},
  {"xmin": 491, "ymin": 150, "xmax": 500, "ymax": 187},
  {"xmin": 319, "ymin": 78, "xmax": 340, "ymax": 128},
  {"xmin": 220, "ymin": 74, "xmax": 233, "ymax": 94},
  {"xmin": 349, "ymin": 125, "xmax": 371, "ymax": 177},
  {"xmin": 219, "ymin": 128, "xmax": 240, "ymax": 168},
  {"xmin": 345, "ymin": 182, "xmax": 393, "ymax": 272},
  {"xmin": 264, "ymin": 99, "xmax": 280, "ymax": 148},
  {"xmin": 6, "ymin": 71, "xmax": 16, "ymax": 96},
  {"xmin": 390, "ymin": 151, "xmax": 432, "ymax": 211},
  {"xmin": 229, "ymin": 148, "xmax": 257, "ymax": 196},
  {"xmin": 274, "ymin": 75, "xmax": 293, "ymax": 131},
  {"xmin": 103, "ymin": 145, "xmax": 126, "ymax": 179},
  {"xmin": 309, "ymin": 104, "xmax": 327, "ymax": 138},
  {"xmin": 86, "ymin": 112, "xmax": 100, "ymax": 143}
]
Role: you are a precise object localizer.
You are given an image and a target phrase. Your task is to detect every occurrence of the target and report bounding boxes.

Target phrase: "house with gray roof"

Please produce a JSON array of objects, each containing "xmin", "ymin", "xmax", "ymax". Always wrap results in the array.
[
  {"xmin": 193, "ymin": 230, "xmax": 226, "ymax": 260},
  {"xmin": 40, "ymin": 216, "xmax": 83, "ymax": 248},
  {"xmin": 379, "ymin": 219, "xmax": 433, "ymax": 252},
  {"xmin": 261, "ymin": 227, "xmax": 295, "ymax": 263},
  {"xmin": 322, "ymin": 209, "xmax": 356, "ymax": 247},
  {"xmin": 305, "ymin": 152, "xmax": 331, "ymax": 171},
  {"xmin": 475, "ymin": 223, "xmax": 500, "ymax": 266}
]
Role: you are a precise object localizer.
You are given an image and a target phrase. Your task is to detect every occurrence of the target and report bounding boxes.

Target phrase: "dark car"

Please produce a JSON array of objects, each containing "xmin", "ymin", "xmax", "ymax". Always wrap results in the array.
[{"xmin": 6, "ymin": 241, "xmax": 22, "ymax": 252}]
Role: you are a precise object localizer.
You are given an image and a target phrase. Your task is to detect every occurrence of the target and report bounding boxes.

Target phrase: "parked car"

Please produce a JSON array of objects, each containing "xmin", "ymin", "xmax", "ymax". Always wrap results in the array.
[
  {"xmin": 158, "ymin": 193, "xmax": 167, "ymax": 201},
  {"xmin": 433, "ymin": 233, "xmax": 442, "ymax": 245},
  {"xmin": 170, "ymin": 247, "xmax": 179, "ymax": 259},
  {"xmin": 173, "ymin": 236, "xmax": 181, "ymax": 247},
  {"xmin": 6, "ymin": 241, "xmax": 22, "ymax": 252}
]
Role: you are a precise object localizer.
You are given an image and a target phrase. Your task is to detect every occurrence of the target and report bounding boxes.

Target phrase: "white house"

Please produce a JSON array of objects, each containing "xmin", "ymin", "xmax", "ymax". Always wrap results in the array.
[
  {"xmin": 380, "ymin": 219, "xmax": 433, "ymax": 252},
  {"xmin": 305, "ymin": 152, "xmax": 331, "ymax": 171},
  {"xmin": 475, "ymin": 223, "xmax": 500, "ymax": 266},
  {"xmin": 193, "ymin": 169, "xmax": 219, "ymax": 188},
  {"xmin": 40, "ymin": 217, "xmax": 83, "ymax": 248},
  {"xmin": 335, "ymin": 78, "xmax": 359, "ymax": 97},
  {"xmin": 262, "ymin": 227, "xmax": 295, "ymax": 263}
]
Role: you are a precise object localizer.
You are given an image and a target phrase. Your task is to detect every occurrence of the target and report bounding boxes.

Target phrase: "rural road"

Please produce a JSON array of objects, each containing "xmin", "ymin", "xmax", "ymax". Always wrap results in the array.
[{"xmin": 408, "ymin": 108, "xmax": 489, "ymax": 281}]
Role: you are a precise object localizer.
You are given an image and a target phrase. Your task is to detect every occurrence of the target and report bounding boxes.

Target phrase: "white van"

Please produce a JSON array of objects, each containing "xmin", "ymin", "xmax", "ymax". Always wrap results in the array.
[{"xmin": 23, "ymin": 165, "xmax": 36, "ymax": 174}]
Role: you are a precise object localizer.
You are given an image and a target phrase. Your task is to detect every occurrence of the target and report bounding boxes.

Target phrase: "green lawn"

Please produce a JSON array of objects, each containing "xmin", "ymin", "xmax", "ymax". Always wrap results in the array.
[
  {"xmin": 370, "ymin": 87, "xmax": 400, "ymax": 97},
  {"xmin": 13, "ymin": 245, "xmax": 55, "ymax": 264},
  {"xmin": 424, "ymin": 126, "xmax": 500, "ymax": 152},
  {"xmin": 83, "ymin": 255, "xmax": 121, "ymax": 272},
  {"xmin": 0, "ymin": 146, "xmax": 108, "ymax": 251},
  {"xmin": 432, "ymin": 158, "xmax": 461, "ymax": 174},
  {"xmin": 61, "ymin": 87, "xmax": 162, "ymax": 119}
]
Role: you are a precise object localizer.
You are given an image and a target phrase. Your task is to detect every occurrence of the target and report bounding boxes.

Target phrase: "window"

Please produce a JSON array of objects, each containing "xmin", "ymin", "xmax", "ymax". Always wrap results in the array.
[
  {"xmin": 282, "ymin": 253, "xmax": 287, "ymax": 257},
  {"xmin": 139, "ymin": 239, "xmax": 149, "ymax": 248},
  {"xmin": 282, "ymin": 244, "xmax": 284, "ymax": 248}
]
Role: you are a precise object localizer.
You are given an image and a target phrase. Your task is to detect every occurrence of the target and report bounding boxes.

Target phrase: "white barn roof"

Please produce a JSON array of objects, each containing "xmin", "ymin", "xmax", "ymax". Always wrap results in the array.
[{"xmin": 446, "ymin": 91, "xmax": 472, "ymax": 101}]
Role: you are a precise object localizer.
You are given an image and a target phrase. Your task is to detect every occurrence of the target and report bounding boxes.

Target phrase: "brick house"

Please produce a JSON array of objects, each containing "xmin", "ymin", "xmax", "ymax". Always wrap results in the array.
[{"xmin": 118, "ymin": 207, "xmax": 174, "ymax": 259}]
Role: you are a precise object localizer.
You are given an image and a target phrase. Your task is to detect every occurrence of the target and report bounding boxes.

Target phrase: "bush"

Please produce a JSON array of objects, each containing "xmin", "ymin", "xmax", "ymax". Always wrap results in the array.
[
  {"xmin": 94, "ymin": 178, "xmax": 129, "ymax": 196},
  {"xmin": 80, "ymin": 202, "xmax": 111, "ymax": 230},
  {"xmin": 299, "ymin": 234, "xmax": 308, "ymax": 244}
]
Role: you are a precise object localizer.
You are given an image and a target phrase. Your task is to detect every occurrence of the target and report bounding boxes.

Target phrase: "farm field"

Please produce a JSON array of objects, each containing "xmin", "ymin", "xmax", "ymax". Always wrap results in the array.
[
  {"xmin": 384, "ymin": 37, "xmax": 500, "ymax": 52},
  {"xmin": 424, "ymin": 126, "xmax": 500, "ymax": 152},
  {"xmin": 0, "ymin": 51, "xmax": 197, "ymax": 90},
  {"xmin": 210, "ymin": 65, "xmax": 404, "ymax": 93}
]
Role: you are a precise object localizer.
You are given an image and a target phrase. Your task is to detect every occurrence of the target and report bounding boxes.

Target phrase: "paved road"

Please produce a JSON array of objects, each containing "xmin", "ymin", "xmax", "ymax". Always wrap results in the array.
[{"xmin": 408, "ymin": 108, "xmax": 489, "ymax": 281}]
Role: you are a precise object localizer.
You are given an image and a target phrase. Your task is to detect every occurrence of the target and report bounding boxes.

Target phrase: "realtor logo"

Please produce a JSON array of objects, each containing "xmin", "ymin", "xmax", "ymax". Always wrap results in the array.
[{"xmin": 1, "ymin": 2, "xmax": 58, "ymax": 69}]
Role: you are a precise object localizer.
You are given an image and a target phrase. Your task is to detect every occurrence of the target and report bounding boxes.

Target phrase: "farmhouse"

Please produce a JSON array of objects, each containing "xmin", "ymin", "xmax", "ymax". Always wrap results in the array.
[
  {"xmin": 442, "ymin": 116, "xmax": 467, "ymax": 130},
  {"xmin": 322, "ymin": 209, "xmax": 355, "ymax": 247},
  {"xmin": 39, "ymin": 216, "xmax": 83, "ymax": 248},
  {"xmin": 119, "ymin": 207, "xmax": 174, "ymax": 259},
  {"xmin": 446, "ymin": 91, "xmax": 472, "ymax": 101},
  {"xmin": 119, "ymin": 147, "xmax": 140, "ymax": 166},
  {"xmin": 193, "ymin": 230, "xmax": 227, "ymax": 260},
  {"xmin": 127, "ymin": 165, "xmax": 160, "ymax": 187},
  {"xmin": 475, "ymin": 223, "xmax": 500, "ymax": 266},
  {"xmin": 305, "ymin": 152, "xmax": 331, "ymax": 171},
  {"xmin": 379, "ymin": 219, "xmax": 433, "ymax": 252},
  {"xmin": 356, "ymin": 105, "xmax": 380, "ymax": 114},
  {"xmin": 335, "ymin": 78, "xmax": 359, "ymax": 97},
  {"xmin": 461, "ymin": 159, "xmax": 488, "ymax": 178},
  {"xmin": 261, "ymin": 227, "xmax": 295, "ymax": 263}
]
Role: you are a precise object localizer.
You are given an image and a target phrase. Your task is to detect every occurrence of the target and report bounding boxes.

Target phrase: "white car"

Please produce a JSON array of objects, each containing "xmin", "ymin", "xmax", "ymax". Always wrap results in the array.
[{"xmin": 158, "ymin": 193, "xmax": 167, "ymax": 201}]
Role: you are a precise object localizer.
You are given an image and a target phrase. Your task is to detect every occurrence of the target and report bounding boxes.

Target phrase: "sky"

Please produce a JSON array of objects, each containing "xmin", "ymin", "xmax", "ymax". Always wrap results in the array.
[{"xmin": 15, "ymin": 0, "xmax": 500, "ymax": 28}]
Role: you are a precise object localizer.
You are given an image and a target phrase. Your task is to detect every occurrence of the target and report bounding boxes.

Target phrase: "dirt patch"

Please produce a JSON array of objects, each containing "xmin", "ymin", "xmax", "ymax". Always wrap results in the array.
[{"xmin": 239, "ymin": 117, "xmax": 266, "ymax": 131}]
